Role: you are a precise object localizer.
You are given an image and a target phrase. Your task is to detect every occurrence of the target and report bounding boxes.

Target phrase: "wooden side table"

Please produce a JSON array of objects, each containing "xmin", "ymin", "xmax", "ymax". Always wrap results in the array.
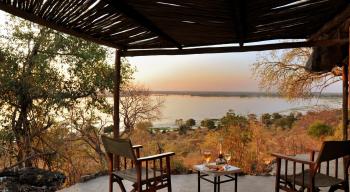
[{"xmin": 194, "ymin": 164, "xmax": 241, "ymax": 192}]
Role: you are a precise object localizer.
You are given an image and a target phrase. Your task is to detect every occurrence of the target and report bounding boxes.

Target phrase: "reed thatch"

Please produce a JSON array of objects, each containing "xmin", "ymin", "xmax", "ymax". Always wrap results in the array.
[{"xmin": 0, "ymin": 0, "xmax": 348, "ymax": 57}]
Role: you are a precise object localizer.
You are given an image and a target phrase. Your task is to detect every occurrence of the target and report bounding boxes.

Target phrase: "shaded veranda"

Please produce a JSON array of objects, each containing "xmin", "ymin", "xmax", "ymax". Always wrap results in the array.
[{"xmin": 0, "ymin": 0, "xmax": 350, "ymax": 191}]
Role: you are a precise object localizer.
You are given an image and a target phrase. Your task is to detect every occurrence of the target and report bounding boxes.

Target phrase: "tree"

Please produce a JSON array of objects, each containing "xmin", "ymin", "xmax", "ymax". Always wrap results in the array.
[
  {"xmin": 253, "ymin": 48, "xmax": 341, "ymax": 99},
  {"xmin": 66, "ymin": 107, "xmax": 109, "ymax": 170},
  {"xmin": 220, "ymin": 110, "xmax": 248, "ymax": 128},
  {"xmin": 178, "ymin": 125, "xmax": 189, "ymax": 135},
  {"xmin": 308, "ymin": 121, "xmax": 334, "ymax": 138},
  {"xmin": 0, "ymin": 17, "xmax": 134, "ymax": 167},
  {"xmin": 120, "ymin": 84, "xmax": 164, "ymax": 135},
  {"xmin": 272, "ymin": 113, "xmax": 282, "ymax": 120},
  {"xmin": 261, "ymin": 113, "xmax": 272, "ymax": 127},
  {"xmin": 200, "ymin": 119, "xmax": 216, "ymax": 130},
  {"xmin": 175, "ymin": 119, "xmax": 184, "ymax": 126},
  {"xmin": 185, "ymin": 118, "xmax": 196, "ymax": 127}
]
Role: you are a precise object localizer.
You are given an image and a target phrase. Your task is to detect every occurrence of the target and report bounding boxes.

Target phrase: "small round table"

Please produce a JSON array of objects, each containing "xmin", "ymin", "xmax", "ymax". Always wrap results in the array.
[{"xmin": 194, "ymin": 164, "xmax": 241, "ymax": 192}]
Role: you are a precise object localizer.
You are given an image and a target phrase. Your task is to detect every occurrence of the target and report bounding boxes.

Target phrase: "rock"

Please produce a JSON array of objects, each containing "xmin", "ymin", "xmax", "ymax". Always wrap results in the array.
[{"xmin": 0, "ymin": 167, "xmax": 65, "ymax": 192}]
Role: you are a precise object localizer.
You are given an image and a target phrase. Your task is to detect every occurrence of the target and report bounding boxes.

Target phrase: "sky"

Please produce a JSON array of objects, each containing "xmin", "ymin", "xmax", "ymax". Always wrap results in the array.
[
  {"xmin": 0, "ymin": 11, "xmax": 342, "ymax": 93},
  {"xmin": 127, "ymin": 52, "xmax": 342, "ymax": 92},
  {"xmin": 127, "ymin": 52, "xmax": 261, "ymax": 92}
]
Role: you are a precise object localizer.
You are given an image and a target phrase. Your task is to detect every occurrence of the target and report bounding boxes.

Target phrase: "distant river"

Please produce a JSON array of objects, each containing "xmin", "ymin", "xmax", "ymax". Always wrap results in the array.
[{"xmin": 151, "ymin": 94, "xmax": 342, "ymax": 128}]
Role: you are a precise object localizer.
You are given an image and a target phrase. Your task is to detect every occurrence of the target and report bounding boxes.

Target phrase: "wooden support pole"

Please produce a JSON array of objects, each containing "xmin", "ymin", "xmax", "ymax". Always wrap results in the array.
[
  {"xmin": 113, "ymin": 49, "xmax": 122, "ymax": 168},
  {"xmin": 343, "ymin": 62, "xmax": 348, "ymax": 141},
  {"xmin": 342, "ymin": 27, "xmax": 350, "ymax": 140}
]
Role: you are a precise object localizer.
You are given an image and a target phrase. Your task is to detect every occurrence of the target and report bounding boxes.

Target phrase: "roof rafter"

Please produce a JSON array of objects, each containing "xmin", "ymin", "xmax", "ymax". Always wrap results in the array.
[
  {"xmin": 102, "ymin": 0, "xmax": 182, "ymax": 49},
  {"xmin": 231, "ymin": 0, "xmax": 246, "ymax": 46},
  {"xmin": 124, "ymin": 39, "xmax": 348, "ymax": 57},
  {"xmin": 310, "ymin": 5, "xmax": 350, "ymax": 40},
  {"xmin": 0, "ymin": 2, "xmax": 123, "ymax": 49}
]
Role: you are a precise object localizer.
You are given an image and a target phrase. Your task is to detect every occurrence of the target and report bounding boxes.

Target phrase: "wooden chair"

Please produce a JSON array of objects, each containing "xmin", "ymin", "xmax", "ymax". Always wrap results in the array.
[
  {"xmin": 272, "ymin": 140, "xmax": 350, "ymax": 192},
  {"xmin": 101, "ymin": 135, "xmax": 175, "ymax": 192}
]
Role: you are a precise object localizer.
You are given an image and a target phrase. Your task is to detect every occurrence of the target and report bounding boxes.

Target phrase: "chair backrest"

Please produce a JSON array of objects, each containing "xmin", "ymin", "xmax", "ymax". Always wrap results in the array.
[
  {"xmin": 101, "ymin": 135, "xmax": 136, "ymax": 161},
  {"xmin": 316, "ymin": 140, "xmax": 350, "ymax": 163}
]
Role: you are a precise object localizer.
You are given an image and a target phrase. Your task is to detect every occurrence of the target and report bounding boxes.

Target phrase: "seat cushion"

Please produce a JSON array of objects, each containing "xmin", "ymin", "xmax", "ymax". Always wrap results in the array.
[
  {"xmin": 283, "ymin": 169, "xmax": 344, "ymax": 187},
  {"xmin": 114, "ymin": 167, "xmax": 163, "ymax": 183}
]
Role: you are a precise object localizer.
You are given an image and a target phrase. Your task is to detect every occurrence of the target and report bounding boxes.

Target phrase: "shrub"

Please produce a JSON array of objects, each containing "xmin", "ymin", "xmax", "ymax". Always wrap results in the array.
[
  {"xmin": 307, "ymin": 121, "xmax": 333, "ymax": 138},
  {"xmin": 179, "ymin": 125, "xmax": 190, "ymax": 135},
  {"xmin": 220, "ymin": 110, "xmax": 248, "ymax": 128},
  {"xmin": 200, "ymin": 119, "xmax": 216, "ymax": 129},
  {"xmin": 261, "ymin": 113, "xmax": 272, "ymax": 127},
  {"xmin": 185, "ymin": 118, "xmax": 196, "ymax": 127},
  {"xmin": 272, "ymin": 113, "xmax": 282, "ymax": 120},
  {"xmin": 171, "ymin": 159, "xmax": 188, "ymax": 174}
]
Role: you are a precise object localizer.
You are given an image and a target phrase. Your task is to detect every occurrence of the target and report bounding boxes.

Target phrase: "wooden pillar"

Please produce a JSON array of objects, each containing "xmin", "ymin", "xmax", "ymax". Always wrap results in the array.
[
  {"xmin": 342, "ymin": 28, "xmax": 350, "ymax": 141},
  {"xmin": 113, "ymin": 49, "xmax": 122, "ymax": 168}
]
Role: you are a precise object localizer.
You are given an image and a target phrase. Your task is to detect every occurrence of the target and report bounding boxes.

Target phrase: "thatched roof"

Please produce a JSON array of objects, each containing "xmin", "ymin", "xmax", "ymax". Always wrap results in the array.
[{"xmin": 0, "ymin": 0, "xmax": 348, "ymax": 57}]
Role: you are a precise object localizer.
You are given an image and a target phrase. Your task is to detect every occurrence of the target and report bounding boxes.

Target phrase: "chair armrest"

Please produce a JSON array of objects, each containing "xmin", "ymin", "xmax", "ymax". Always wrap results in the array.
[
  {"xmin": 132, "ymin": 145, "xmax": 143, "ymax": 158},
  {"xmin": 309, "ymin": 150, "xmax": 319, "ymax": 161},
  {"xmin": 132, "ymin": 145, "xmax": 143, "ymax": 149},
  {"xmin": 137, "ymin": 152, "xmax": 175, "ymax": 162},
  {"xmin": 271, "ymin": 153, "xmax": 315, "ymax": 165}
]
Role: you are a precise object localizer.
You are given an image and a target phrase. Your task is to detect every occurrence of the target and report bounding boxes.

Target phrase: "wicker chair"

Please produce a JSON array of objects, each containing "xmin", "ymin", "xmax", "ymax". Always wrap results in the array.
[
  {"xmin": 272, "ymin": 140, "xmax": 350, "ymax": 192},
  {"xmin": 101, "ymin": 135, "xmax": 175, "ymax": 192}
]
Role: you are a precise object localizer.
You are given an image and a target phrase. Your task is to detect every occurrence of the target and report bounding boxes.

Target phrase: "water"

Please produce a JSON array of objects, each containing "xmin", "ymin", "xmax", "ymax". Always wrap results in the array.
[{"xmin": 152, "ymin": 94, "xmax": 342, "ymax": 128}]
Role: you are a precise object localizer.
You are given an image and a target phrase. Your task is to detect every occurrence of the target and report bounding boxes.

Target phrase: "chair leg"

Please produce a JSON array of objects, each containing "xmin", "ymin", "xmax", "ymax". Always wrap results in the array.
[
  {"xmin": 109, "ymin": 174, "xmax": 113, "ymax": 192},
  {"xmin": 168, "ymin": 176, "xmax": 172, "ymax": 192},
  {"xmin": 345, "ymin": 182, "xmax": 350, "ymax": 192},
  {"xmin": 137, "ymin": 183, "xmax": 142, "ymax": 192},
  {"xmin": 329, "ymin": 185, "xmax": 338, "ymax": 192},
  {"xmin": 114, "ymin": 175, "xmax": 126, "ymax": 192}
]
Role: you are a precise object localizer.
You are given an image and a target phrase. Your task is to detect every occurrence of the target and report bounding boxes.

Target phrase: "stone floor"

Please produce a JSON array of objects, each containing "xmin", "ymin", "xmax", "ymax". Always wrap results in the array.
[
  {"xmin": 59, "ymin": 174, "xmax": 275, "ymax": 192},
  {"xmin": 58, "ymin": 173, "xmax": 341, "ymax": 192}
]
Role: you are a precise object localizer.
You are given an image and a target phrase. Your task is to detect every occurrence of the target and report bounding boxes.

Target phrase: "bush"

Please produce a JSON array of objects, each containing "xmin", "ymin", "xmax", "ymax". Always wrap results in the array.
[
  {"xmin": 220, "ymin": 110, "xmax": 248, "ymax": 128},
  {"xmin": 171, "ymin": 159, "xmax": 188, "ymax": 174},
  {"xmin": 201, "ymin": 119, "xmax": 216, "ymax": 129},
  {"xmin": 179, "ymin": 125, "xmax": 190, "ymax": 135},
  {"xmin": 185, "ymin": 118, "xmax": 196, "ymax": 127},
  {"xmin": 272, "ymin": 113, "xmax": 282, "ymax": 120},
  {"xmin": 261, "ymin": 113, "xmax": 272, "ymax": 127},
  {"xmin": 307, "ymin": 121, "xmax": 333, "ymax": 138}
]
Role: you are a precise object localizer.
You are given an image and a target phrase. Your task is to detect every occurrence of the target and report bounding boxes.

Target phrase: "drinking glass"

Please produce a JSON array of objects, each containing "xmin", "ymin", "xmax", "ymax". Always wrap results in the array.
[
  {"xmin": 203, "ymin": 151, "xmax": 212, "ymax": 165},
  {"xmin": 224, "ymin": 153, "xmax": 231, "ymax": 169},
  {"xmin": 224, "ymin": 153, "xmax": 231, "ymax": 163}
]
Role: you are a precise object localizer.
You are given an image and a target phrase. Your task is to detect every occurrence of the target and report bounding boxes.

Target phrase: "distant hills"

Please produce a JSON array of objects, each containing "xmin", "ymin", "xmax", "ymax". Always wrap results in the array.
[
  {"xmin": 149, "ymin": 91, "xmax": 342, "ymax": 98},
  {"xmin": 104, "ymin": 91, "xmax": 342, "ymax": 98}
]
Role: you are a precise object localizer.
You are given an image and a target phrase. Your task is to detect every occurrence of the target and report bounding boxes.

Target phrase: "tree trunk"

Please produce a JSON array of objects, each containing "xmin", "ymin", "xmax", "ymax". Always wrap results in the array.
[{"xmin": 13, "ymin": 102, "xmax": 32, "ymax": 167}]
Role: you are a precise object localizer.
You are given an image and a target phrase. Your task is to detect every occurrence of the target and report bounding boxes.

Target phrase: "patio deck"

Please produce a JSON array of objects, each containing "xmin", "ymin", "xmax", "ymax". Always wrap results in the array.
[{"xmin": 59, "ymin": 174, "xmax": 275, "ymax": 192}]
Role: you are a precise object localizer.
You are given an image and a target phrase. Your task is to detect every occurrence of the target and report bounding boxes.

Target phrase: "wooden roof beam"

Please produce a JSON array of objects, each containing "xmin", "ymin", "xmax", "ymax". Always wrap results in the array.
[
  {"xmin": 232, "ymin": 0, "xmax": 246, "ymax": 47},
  {"xmin": 0, "ymin": 3, "xmax": 125, "ymax": 49},
  {"xmin": 310, "ymin": 5, "xmax": 350, "ymax": 41},
  {"xmin": 124, "ymin": 39, "xmax": 348, "ymax": 57},
  {"xmin": 102, "ymin": 0, "xmax": 182, "ymax": 49}
]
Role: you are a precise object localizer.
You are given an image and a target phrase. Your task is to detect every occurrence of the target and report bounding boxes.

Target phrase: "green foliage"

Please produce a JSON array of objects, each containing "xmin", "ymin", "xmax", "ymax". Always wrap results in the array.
[
  {"xmin": 103, "ymin": 125, "xmax": 114, "ymax": 134},
  {"xmin": 179, "ymin": 125, "xmax": 190, "ymax": 135},
  {"xmin": 307, "ymin": 121, "xmax": 333, "ymax": 138},
  {"xmin": 171, "ymin": 159, "xmax": 188, "ymax": 174},
  {"xmin": 220, "ymin": 110, "xmax": 248, "ymax": 128},
  {"xmin": 261, "ymin": 112, "xmax": 298, "ymax": 130},
  {"xmin": 272, "ymin": 113, "xmax": 282, "ymax": 120},
  {"xmin": 185, "ymin": 118, "xmax": 196, "ymax": 127},
  {"xmin": 136, "ymin": 122, "xmax": 153, "ymax": 132},
  {"xmin": 0, "ymin": 17, "xmax": 134, "ymax": 166},
  {"xmin": 261, "ymin": 113, "xmax": 272, "ymax": 127},
  {"xmin": 175, "ymin": 119, "xmax": 184, "ymax": 126},
  {"xmin": 200, "ymin": 119, "xmax": 216, "ymax": 129}
]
